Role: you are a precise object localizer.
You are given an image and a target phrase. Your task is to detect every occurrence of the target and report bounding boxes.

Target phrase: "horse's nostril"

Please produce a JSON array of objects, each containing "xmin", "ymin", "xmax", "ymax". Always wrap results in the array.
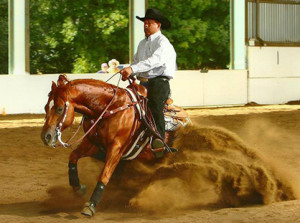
[{"xmin": 45, "ymin": 133, "xmax": 52, "ymax": 142}]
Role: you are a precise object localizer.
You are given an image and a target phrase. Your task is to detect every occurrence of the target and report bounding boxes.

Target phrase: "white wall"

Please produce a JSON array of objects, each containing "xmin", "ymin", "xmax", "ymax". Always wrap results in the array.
[
  {"xmin": 171, "ymin": 70, "xmax": 247, "ymax": 107},
  {"xmin": 1, "ymin": 46, "xmax": 299, "ymax": 114},
  {"xmin": 249, "ymin": 78, "xmax": 300, "ymax": 104},
  {"xmin": 0, "ymin": 73, "xmax": 128, "ymax": 115},
  {"xmin": 0, "ymin": 70, "xmax": 248, "ymax": 114},
  {"xmin": 248, "ymin": 47, "xmax": 300, "ymax": 78},
  {"xmin": 248, "ymin": 47, "xmax": 300, "ymax": 104}
]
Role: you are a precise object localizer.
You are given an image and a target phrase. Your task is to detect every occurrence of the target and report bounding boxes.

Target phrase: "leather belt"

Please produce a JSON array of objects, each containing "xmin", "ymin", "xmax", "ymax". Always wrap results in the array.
[{"xmin": 150, "ymin": 76, "xmax": 170, "ymax": 82}]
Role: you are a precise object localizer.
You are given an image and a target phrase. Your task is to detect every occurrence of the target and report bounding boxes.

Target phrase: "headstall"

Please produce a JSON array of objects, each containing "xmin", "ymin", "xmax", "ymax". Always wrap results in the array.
[{"xmin": 55, "ymin": 101, "xmax": 70, "ymax": 148}]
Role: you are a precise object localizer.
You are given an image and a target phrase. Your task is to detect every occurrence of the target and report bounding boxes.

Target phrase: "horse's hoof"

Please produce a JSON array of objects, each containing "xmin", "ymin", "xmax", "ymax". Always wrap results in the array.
[
  {"xmin": 74, "ymin": 184, "xmax": 87, "ymax": 196},
  {"xmin": 81, "ymin": 202, "xmax": 95, "ymax": 217}
]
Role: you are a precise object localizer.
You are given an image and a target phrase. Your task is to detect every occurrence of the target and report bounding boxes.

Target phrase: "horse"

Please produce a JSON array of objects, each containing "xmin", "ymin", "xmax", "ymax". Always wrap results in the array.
[{"xmin": 41, "ymin": 74, "xmax": 188, "ymax": 216}]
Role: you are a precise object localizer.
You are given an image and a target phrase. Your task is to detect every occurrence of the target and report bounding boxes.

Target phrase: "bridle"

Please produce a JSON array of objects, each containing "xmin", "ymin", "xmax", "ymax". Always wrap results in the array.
[
  {"xmin": 54, "ymin": 101, "xmax": 70, "ymax": 148},
  {"xmin": 53, "ymin": 72, "xmax": 125, "ymax": 148}
]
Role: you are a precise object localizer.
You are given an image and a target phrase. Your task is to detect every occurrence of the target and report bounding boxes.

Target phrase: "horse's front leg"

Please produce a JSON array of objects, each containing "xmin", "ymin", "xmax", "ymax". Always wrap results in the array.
[
  {"xmin": 81, "ymin": 141, "xmax": 123, "ymax": 216},
  {"xmin": 68, "ymin": 138, "xmax": 99, "ymax": 195}
]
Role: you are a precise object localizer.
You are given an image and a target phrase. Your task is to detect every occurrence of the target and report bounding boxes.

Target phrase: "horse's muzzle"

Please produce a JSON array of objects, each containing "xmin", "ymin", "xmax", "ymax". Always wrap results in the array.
[{"xmin": 41, "ymin": 129, "xmax": 57, "ymax": 147}]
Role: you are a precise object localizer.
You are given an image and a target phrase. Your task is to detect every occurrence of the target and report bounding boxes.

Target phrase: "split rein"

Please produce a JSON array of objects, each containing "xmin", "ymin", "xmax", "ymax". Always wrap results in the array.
[{"xmin": 54, "ymin": 71, "xmax": 134, "ymax": 149}]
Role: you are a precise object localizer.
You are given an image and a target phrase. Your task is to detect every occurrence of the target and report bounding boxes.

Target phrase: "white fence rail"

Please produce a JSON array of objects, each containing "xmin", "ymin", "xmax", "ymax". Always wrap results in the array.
[
  {"xmin": 0, "ymin": 70, "xmax": 247, "ymax": 114},
  {"xmin": 0, "ymin": 46, "xmax": 299, "ymax": 114}
]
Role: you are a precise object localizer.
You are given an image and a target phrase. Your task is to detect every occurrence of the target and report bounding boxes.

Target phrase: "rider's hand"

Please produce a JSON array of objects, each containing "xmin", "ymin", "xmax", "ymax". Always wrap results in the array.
[{"xmin": 120, "ymin": 67, "xmax": 133, "ymax": 81}]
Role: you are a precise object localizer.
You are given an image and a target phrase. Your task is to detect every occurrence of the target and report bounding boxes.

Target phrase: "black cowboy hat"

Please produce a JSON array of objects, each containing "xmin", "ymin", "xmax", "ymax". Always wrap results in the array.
[{"xmin": 136, "ymin": 8, "xmax": 171, "ymax": 29}]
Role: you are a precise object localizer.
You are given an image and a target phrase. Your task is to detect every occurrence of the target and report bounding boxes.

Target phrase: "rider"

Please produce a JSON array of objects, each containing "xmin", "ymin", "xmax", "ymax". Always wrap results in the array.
[{"xmin": 120, "ymin": 8, "xmax": 176, "ymax": 153}]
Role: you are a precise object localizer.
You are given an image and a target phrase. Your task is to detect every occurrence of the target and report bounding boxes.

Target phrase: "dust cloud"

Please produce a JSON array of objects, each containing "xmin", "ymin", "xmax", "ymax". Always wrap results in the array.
[
  {"xmin": 41, "ymin": 123, "xmax": 300, "ymax": 214},
  {"xmin": 42, "ymin": 186, "xmax": 87, "ymax": 213},
  {"xmin": 126, "ymin": 125, "xmax": 299, "ymax": 213}
]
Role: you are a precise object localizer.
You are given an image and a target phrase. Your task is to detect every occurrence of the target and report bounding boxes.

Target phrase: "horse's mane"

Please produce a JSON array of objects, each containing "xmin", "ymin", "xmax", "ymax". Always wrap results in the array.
[
  {"xmin": 52, "ymin": 75, "xmax": 115, "ymax": 95},
  {"xmin": 53, "ymin": 74, "xmax": 147, "ymax": 98},
  {"xmin": 70, "ymin": 78, "xmax": 113, "ymax": 88}
]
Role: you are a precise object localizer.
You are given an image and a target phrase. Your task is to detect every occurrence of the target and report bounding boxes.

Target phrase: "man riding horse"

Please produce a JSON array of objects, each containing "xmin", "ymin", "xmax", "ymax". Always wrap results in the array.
[
  {"xmin": 120, "ymin": 8, "xmax": 177, "ymax": 155},
  {"xmin": 41, "ymin": 8, "xmax": 182, "ymax": 217}
]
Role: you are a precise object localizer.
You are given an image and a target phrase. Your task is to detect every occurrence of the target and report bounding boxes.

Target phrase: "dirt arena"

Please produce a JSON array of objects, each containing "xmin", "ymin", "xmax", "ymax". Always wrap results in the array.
[{"xmin": 1, "ymin": 105, "xmax": 300, "ymax": 223}]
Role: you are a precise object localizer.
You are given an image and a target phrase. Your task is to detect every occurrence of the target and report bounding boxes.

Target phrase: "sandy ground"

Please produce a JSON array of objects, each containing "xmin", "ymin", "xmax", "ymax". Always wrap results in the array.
[{"xmin": 1, "ymin": 105, "xmax": 300, "ymax": 222}]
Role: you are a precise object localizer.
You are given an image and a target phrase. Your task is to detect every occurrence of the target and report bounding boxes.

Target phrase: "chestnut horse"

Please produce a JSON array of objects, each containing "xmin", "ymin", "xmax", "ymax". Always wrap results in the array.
[{"xmin": 41, "ymin": 74, "xmax": 177, "ymax": 216}]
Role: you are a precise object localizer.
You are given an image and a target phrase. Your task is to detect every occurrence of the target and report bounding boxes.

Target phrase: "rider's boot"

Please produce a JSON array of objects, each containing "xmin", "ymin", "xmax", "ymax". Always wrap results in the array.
[
  {"xmin": 151, "ymin": 138, "xmax": 177, "ymax": 158},
  {"xmin": 152, "ymin": 138, "xmax": 164, "ymax": 149}
]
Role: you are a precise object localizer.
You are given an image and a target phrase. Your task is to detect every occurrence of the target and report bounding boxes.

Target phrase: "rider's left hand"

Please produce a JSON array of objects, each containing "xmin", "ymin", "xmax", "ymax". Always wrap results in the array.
[{"xmin": 120, "ymin": 67, "xmax": 133, "ymax": 81}]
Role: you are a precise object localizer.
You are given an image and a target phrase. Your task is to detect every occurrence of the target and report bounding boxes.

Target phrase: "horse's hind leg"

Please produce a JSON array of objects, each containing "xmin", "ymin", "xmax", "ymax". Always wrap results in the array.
[{"xmin": 68, "ymin": 138, "xmax": 99, "ymax": 195}]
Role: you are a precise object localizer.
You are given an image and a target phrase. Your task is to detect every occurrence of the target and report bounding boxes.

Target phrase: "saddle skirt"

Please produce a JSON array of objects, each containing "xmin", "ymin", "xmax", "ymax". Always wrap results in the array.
[{"xmin": 121, "ymin": 88, "xmax": 190, "ymax": 160}]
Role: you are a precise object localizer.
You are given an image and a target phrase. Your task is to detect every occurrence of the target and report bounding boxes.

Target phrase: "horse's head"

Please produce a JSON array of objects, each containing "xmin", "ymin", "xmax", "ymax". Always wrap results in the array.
[{"xmin": 41, "ymin": 75, "xmax": 75, "ymax": 147}]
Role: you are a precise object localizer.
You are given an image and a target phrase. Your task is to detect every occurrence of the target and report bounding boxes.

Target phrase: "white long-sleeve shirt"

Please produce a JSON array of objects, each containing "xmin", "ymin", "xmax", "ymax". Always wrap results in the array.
[{"xmin": 131, "ymin": 31, "xmax": 176, "ymax": 79}]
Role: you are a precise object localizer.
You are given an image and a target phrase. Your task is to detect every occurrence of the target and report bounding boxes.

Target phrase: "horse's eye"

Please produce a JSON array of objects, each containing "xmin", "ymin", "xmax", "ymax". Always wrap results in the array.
[{"xmin": 56, "ymin": 106, "xmax": 64, "ymax": 114}]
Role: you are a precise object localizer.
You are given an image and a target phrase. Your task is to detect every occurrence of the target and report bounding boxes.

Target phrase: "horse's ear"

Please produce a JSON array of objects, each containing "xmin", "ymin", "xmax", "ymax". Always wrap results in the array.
[
  {"xmin": 57, "ymin": 74, "xmax": 70, "ymax": 86},
  {"xmin": 51, "ymin": 81, "xmax": 57, "ymax": 91}
]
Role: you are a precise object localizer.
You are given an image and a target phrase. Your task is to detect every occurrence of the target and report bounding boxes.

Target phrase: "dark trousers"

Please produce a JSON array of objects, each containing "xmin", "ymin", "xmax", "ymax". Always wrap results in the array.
[{"xmin": 147, "ymin": 77, "xmax": 170, "ymax": 139}]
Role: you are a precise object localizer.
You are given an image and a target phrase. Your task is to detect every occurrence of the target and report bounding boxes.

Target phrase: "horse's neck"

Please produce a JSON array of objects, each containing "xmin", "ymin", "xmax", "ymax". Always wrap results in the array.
[{"xmin": 70, "ymin": 80, "xmax": 121, "ymax": 117}]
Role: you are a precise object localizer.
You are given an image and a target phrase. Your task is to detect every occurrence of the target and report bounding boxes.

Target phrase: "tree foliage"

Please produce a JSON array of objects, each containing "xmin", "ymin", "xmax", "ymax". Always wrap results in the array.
[
  {"xmin": 0, "ymin": 0, "xmax": 230, "ymax": 74},
  {"xmin": 0, "ymin": 0, "xmax": 8, "ymax": 74},
  {"xmin": 30, "ymin": 0, "xmax": 129, "ymax": 74},
  {"xmin": 148, "ymin": 0, "xmax": 230, "ymax": 69}
]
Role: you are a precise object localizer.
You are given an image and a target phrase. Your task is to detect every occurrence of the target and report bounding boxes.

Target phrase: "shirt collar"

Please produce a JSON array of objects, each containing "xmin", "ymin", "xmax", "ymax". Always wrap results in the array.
[{"xmin": 147, "ymin": 31, "xmax": 161, "ymax": 41}]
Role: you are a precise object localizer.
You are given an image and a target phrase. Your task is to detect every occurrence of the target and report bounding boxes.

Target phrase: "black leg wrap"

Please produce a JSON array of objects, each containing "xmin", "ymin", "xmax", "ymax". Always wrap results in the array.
[
  {"xmin": 68, "ymin": 163, "xmax": 80, "ymax": 187},
  {"xmin": 90, "ymin": 182, "xmax": 105, "ymax": 207}
]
